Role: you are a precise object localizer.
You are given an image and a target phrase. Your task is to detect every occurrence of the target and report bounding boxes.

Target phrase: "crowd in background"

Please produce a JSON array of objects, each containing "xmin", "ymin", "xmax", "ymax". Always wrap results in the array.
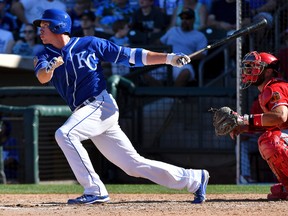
[
  {"xmin": 0, "ymin": 0, "xmax": 283, "ymax": 82},
  {"xmin": 0, "ymin": 0, "xmax": 279, "ymax": 52}
]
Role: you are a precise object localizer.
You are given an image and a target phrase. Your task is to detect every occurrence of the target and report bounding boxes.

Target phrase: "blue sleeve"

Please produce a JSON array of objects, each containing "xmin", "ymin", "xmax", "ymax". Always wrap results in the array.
[
  {"xmin": 33, "ymin": 50, "xmax": 49, "ymax": 75},
  {"xmin": 95, "ymin": 39, "xmax": 144, "ymax": 67},
  {"xmin": 134, "ymin": 48, "xmax": 144, "ymax": 67}
]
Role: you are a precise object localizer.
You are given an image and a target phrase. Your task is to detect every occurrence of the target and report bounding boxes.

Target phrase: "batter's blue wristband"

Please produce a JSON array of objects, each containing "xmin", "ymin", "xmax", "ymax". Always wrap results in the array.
[{"xmin": 134, "ymin": 48, "xmax": 144, "ymax": 67}]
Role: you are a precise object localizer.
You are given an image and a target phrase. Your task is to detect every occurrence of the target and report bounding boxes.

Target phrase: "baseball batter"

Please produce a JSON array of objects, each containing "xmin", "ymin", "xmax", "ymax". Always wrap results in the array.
[{"xmin": 33, "ymin": 9, "xmax": 209, "ymax": 204}]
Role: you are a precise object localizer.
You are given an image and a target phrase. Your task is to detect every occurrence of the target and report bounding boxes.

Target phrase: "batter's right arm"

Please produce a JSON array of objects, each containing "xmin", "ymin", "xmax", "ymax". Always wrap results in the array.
[{"xmin": 35, "ymin": 56, "xmax": 64, "ymax": 84}]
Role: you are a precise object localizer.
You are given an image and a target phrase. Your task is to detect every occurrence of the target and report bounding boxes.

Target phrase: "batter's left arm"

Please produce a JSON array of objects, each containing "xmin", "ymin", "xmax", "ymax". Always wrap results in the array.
[
  {"xmin": 138, "ymin": 49, "xmax": 191, "ymax": 68},
  {"xmin": 99, "ymin": 39, "xmax": 190, "ymax": 68}
]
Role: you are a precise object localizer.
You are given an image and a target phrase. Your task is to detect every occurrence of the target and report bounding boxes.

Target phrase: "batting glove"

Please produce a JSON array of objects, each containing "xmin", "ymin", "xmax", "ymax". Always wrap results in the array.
[
  {"xmin": 46, "ymin": 56, "xmax": 64, "ymax": 73},
  {"xmin": 166, "ymin": 53, "xmax": 191, "ymax": 67}
]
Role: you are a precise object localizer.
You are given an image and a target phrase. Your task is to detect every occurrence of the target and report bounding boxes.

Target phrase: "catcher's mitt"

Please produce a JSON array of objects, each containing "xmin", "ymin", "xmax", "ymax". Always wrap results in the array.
[{"xmin": 209, "ymin": 107, "xmax": 240, "ymax": 136}]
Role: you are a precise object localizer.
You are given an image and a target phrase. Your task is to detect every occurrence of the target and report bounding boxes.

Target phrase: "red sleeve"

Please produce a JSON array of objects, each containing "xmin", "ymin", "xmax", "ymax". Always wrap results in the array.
[{"xmin": 266, "ymin": 83, "xmax": 288, "ymax": 110}]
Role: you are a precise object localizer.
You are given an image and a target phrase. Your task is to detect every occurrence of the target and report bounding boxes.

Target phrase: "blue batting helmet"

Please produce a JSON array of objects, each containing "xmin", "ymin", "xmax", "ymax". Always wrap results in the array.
[{"xmin": 33, "ymin": 9, "xmax": 71, "ymax": 34}]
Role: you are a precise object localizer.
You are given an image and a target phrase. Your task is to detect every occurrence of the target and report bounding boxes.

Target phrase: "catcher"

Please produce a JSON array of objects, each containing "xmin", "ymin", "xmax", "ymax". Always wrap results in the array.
[{"xmin": 212, "ymin": 51, "xmax": 288, "ymax": 200}]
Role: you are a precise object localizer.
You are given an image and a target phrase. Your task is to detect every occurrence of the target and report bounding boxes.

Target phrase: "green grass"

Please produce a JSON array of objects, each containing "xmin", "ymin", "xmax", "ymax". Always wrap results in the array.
[{"xmin": 0, "ymin": 184, "xmax": 271, "ymax": 194}]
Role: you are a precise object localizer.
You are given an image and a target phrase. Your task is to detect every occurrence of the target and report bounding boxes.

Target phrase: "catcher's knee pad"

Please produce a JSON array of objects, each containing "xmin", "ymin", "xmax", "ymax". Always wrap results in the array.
[
  {"xmin": 258, "ymin": 131, "xmax": 282, "ymax": 160},
  {"xmin": 258, "ymin": 131, "xmax": 288, "ymax": 185}
]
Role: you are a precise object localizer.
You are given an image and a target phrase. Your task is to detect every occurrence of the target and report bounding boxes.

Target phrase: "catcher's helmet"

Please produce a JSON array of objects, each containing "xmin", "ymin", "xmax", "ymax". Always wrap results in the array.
[
  {"xmin": 240, "ymin": 51, "xmax": 279, "ymax": 89},
  {"xmin": 33, "ymin": 9, "xmax": 71, "ymax": 34}
]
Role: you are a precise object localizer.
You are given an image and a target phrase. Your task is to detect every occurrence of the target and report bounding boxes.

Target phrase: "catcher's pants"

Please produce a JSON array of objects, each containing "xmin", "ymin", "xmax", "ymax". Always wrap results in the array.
[
  {"xmin": 258, "ymin": 130, "xmax": 288, "ymax": 188},
  {"xmin": 55, "ymin": 90, "xmax": 203, "ymax": 196}
]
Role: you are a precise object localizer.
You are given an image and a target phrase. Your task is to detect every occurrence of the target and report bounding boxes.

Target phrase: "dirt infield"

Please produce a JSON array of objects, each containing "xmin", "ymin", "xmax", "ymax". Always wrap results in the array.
[{"xmin": 0, "ymin": 194, "xmax": 287, "ymax": 216}]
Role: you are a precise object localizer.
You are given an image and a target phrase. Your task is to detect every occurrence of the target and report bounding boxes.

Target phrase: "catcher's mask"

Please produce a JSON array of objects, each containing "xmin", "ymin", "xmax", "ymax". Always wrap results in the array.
[{"xmin": 240, "ymin": 51, "xmax": 279, "ymax": 89}]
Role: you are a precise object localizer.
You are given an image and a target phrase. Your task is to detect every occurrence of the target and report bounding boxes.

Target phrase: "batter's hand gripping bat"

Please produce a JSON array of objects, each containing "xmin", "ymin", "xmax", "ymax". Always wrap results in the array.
[
  {"xmin": 188, "ymin": 18, "xmax": 269, "ymax": 59},
  {"xmin": 45, "ymin": 56, "xmax": 64, "ymax": 73}
]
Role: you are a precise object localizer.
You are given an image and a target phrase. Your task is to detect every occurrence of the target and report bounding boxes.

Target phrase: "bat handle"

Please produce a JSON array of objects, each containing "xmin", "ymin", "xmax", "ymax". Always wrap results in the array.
[
  {"xmin": 176, "ymin": 57, "xmax": 186, "ymax": 66},
  {"xmin": 188, "ymin": 47, "xmax": 209, "ymax": 59}
]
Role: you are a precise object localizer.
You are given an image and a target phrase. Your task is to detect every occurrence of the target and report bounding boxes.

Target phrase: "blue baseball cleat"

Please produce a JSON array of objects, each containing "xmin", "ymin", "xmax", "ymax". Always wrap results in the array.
[
  {"xmin": 192, "ymin": 170, "xmax": 209, "ymax": 204},
  {"xmin": 67, "ymin": 194, "xmax": 110, "ymax": 204}
]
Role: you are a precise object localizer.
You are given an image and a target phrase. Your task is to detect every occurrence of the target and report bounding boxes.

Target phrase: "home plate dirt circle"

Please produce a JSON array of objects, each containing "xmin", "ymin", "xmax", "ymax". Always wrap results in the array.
[{"xmin": 0, "ymin": 194, "xmax": 287, "ymax": 216}]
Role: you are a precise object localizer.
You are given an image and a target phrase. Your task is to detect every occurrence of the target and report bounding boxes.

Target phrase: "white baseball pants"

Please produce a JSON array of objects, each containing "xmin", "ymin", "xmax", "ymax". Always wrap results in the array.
[{"xmin": 55, "ymin": 90, "xmax": 202, "ymax": 196}]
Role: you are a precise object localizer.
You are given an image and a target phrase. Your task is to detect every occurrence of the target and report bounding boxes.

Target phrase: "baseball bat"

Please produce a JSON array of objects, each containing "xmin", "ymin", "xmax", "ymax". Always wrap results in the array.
[{"xmin": 188, "ymin": 18, "xmax": 268, "ymax": 59}]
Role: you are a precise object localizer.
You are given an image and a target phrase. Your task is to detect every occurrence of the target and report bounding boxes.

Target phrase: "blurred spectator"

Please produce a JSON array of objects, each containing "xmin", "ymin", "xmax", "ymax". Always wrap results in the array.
[
  {"xmin": 249, "ymin": 0, "xmax": 277, "ymax": 18},
  {"xmin": 67, "ymin": 0, "xmax": 92, "ymax": 35},
  {"xmin": 60, "ymin": 0, "xmax": 77, "ymax": 10},
  {"xmin": 140, "ymin": 62, "xmax": 169, "ymax": 86},
  {"xmin": 169, "ymin": 0, "xmax": 208, "ymax": 30},
  {"xmin": 10, "ymin": 0, "xmax": 66, "ymax": 34},
  {"xmin": 206, "ymin": 0, "xmax": 250, "ymax": 36},
  {"xmin": 129, "ymin": 0, "xmax": 171, "ymax": 86},
  {"xmin": 0, "ymin": 120, "xmax": 19, "ymax": 183},
  {"xmin": 95, "ymin": 0, "xmax": 135, "ymax": 35},
  {"xmin": 12, "ymin": 23, "xmax": 44, "ymax": 56},
  {"xmin": 129, "ymin": 0, "xmax": 139, "ymax": 10},
  {"xmin": 0, "ymin": 28, "xmax": 14, "ymax": 53},
  {"xmin": 198, "ymin": 0, "xmax": 212, "ymax": 13},
  {"xmin": 109, "ymin": 19, "xmax": 130, "ymax": 76},
  {"xmin": 72, "ymin": 10, "xmax": 112, "ymax": 39},
  {"xmin": 1, "ymin": 0, "xmax": 10, "ymax": 9},
  {"xmin": 110, "ymin": 19, "xmax": 130, "ymax": 46},
  {"xmin": 206, "ymin": 0, "xmax": 250, "ymax": 73},
  {"xmin": 156, "ymin": 0, "xmax": 179, "ymax": 25},
  {"xmin": 129, "ymin": 0, "xmax": 166, "ymax": 45},
  {"xmin": 160, "ymin": 8, "xmax": 208, "ymax": 86},
  {"xmin": 278, "ymin": 29, "xmax": 288, "ymax": 79},
  {"xmin": 0, "ymin": 0, "xmax": 18, "ymax": 35},
  {"xmin": 92, "ymin": 0, "xmax": 110, "ymax": 8},
  {"xmin": 248, "ymin": 0, "xmax": 277, "ymax": 51}
]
